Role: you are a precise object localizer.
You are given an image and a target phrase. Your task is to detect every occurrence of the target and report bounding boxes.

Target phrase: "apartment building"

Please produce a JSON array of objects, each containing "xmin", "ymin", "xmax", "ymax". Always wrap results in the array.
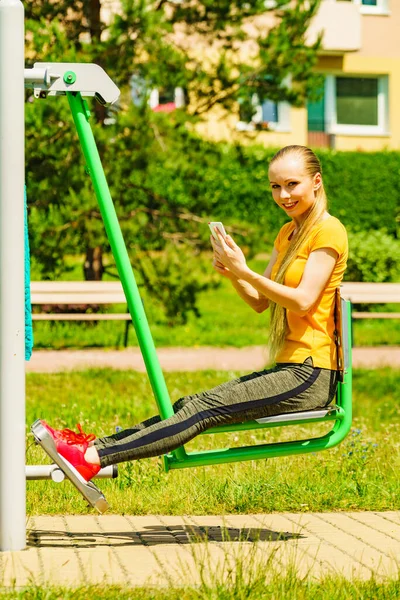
[
  {"xmin": 305, "ymin": 0, "xmax": 397, "ymax": 151},
  {"xmin": 196, "ymin": 0, "xmax": 399, "ymax": 151},
  {"xmin": 102, "ymin": 0, "xmax": 399, "ymax": 151}
]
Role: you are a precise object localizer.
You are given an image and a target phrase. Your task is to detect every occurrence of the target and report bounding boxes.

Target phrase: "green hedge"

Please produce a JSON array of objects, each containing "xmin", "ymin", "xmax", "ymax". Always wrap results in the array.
[
  {"xmin": 319, "ymin": 149, "xmax": 400, "ymax": 238},
  {"xmin": 346, "ymin": 230, "xmax": 400, "ymax": 283},
  {"xmin": 144, "ymin": 131, "xmax": 399, "ymax": 239},
  {"xmin": 143, "ymin": 131, "xmax": 400, "ymax": 284}
]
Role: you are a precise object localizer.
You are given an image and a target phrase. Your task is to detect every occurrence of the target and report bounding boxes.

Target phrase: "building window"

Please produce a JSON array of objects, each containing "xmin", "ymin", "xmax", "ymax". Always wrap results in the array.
[
  {"xmin": 359, "ymin": 0, "xmax": 389, "ymax": 14},
  {"xmin": 335, "ymin": 0, "xmax": 390, "ymax": 15},
  {"xmin": 324, "ymin": 75, "xmax": 389, "ymax": 136},
  {"xmin": 336, "ymin": 77, "xmax": 378, "ymax": 126},
  {"xmin": 260, "ymin": 100, "xmax": 279, "ymax": 123},
  {"xmin": 237, "ymin": 94, "xmax": 290, "ymax": 132},
  {"xmin": 148, "ymin": 87, "xmax": 185, "ymax": 113}
]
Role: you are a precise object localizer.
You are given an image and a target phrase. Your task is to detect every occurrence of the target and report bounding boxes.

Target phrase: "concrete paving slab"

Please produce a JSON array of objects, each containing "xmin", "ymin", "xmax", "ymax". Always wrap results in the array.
[
  {"xmin": 285, "ymin": 513, "xmax": 399, "ymax": 579},
  {"xmin": 0, "ymin": 549, "xmax": 42, "ymax": 588},
  {"xmin": 67, "ymin": 515, "xmax": 129, "ymax": 585},
  {"xmin": 251, "ymin": 513, "xmax": 374, "ymax": 580},
  {"xmin": 373, "ymin": 511, "xmax": 400, "ymax": 525},
  {"xmin": 1, "ymin": 512, "xmax": 398, "ymax": 588},
  {"xmin": 354, "ymin": 512, "xmax": 400, "ymax": 542},
  {"xmin": 167, "ymin": 516, "xmax": 364, "ymax": 582},
  {"xmin": 27, "ymin": 515, "xmax": 85, "ymax": 586},
  {"xmin": 119, "ymin": 515, "xmax": 199, "ymax": 587},
  {"xmin": 29, "ymin": 547, "xmax": 83, "ymax": 587},
  {"xmin": 321, "ymin": 513, "xmax": 400, "ymax": 559}
]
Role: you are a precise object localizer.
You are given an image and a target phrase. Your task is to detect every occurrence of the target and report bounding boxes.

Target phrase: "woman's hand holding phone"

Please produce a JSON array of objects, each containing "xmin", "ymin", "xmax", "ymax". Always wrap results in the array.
[
  {"xmin": 208, "ymin": 222, "xmax": 227, "ymax": 240},
  {"xmin": 209, "ymin": 222, "xmax": 247, "ymax": 279}
]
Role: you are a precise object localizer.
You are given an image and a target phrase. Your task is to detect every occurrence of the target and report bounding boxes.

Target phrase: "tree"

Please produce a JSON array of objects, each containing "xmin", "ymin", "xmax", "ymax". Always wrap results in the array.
[
  {"xmin": 25, "ymin": 1, "xmax": 323, "ymax": 113},
  {"xmin": 25, "ymin": 0, "xmax": 322, "ymax": 323}
]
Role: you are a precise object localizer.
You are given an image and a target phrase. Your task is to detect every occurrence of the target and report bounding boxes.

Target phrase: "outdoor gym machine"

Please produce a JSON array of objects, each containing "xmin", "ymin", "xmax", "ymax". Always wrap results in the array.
[
  {"xmin": 0, "ymin": 0, "xmax": 352, "ymax": 552},
  {"xmin": 31, "ymin": 58, "xmax": 352, "ymax": 510},
  {"xmin": 28, "ymin": 62, "xmax": 351, "ymax": 499},
  {"xmin": 24, "ymin": 70, "xmax": 123, "ymax": 516}
]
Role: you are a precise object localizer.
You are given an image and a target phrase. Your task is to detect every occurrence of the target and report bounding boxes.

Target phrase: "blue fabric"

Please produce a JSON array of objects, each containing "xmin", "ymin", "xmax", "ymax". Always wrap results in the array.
[{"xmin": 25, "ymin": 186, "xmax": 34, "ymax": 361}]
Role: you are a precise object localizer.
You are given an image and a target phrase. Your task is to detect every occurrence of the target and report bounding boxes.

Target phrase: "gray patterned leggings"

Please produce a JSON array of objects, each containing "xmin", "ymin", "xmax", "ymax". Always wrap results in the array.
[{"xmin": 94, "ymin": 356, "xmax": 338, "ymax": 467}]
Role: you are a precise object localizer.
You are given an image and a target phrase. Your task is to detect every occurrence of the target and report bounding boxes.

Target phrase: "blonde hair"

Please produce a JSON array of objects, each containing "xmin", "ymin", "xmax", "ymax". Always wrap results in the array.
[{"xmin": 268, "ymin": 145, "xmax": 328, "ymax": 363}]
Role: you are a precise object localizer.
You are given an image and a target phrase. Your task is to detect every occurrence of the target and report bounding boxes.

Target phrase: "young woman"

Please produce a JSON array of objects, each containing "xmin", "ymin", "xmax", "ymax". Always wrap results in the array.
[{"xmin": 40, "ymin": 145, "xmax": 348, "ymax": 482}]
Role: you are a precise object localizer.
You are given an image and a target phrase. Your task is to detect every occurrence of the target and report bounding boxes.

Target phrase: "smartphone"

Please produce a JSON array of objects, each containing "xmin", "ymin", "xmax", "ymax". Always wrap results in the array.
[{"xmin": 208, "ymin": 221, "xmax": 227, "ymax": 240}]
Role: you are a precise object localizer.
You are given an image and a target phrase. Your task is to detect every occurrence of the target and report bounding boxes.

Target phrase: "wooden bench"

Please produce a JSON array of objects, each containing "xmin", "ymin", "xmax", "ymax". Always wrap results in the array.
[
  {"xmin": 30, "ymin": 281, "xmax": 132, "ymax": 345},
  {"xmin": 31, "ymin": 281, "xmax": 400, "ymax": 321},
  {"xmin": 30, "ymin": 281, "xmax": 399, "ymax": 349},
  {"xmin": 340, "ymin": 282, "xmax": 400, "ymax": 319},
  {"xmin": 30, "ymin": 281, "xmax": 130, "ymax": 321}
]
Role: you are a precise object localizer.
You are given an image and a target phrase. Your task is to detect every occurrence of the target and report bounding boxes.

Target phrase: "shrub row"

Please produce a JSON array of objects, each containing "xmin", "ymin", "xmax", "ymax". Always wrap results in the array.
[
  {"xmin": 145, "ymin": 131, "xmax": 399, "ymax": 239},
  {"xmin": 346, "ymin": 230, "xmax": 400, "ymax": 283},
  {"xmin": 143, "ymin": 127, "xmax": 400, "ymax": 283}
]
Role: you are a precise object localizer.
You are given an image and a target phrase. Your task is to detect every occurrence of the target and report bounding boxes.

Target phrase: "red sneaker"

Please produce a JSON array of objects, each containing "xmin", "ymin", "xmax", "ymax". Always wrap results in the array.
[
  {"xmin": 40, "ymin": 420, "xmax": 96, "ymax": 445},
  {"xmin": 40, "ymin": 420, "xmax": 100, "ymax": 482},
  {"xmin": 56, "ymin": 438, "xmax": 101, "ymax": 482},
  {"xmin": 40, "ymin": 420, "xmax": 66, "ymax": 442}
]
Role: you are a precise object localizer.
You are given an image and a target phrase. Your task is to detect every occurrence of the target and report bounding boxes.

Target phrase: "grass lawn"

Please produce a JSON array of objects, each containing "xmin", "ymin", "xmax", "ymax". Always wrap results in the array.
[
  {"xmin": 31, "ymin": 258, "xmax": 400, "ymax": 349},
  {"xmin": 26, "ymin": 367, "xmax": 399, "ymax": 516},
  {"xmin": 1, "ymin": 578, "xmax": 400, "ymax": 599}
]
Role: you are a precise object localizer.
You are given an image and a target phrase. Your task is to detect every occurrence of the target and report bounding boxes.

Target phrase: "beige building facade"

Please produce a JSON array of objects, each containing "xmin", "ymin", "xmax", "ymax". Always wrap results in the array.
[
  {"xmin": 103, "ymin": 0, "xmax": 399, "ymax": 151},
  {"xmin": 196, "ymin": 0, "xmax": 400, "ymax": 151}
]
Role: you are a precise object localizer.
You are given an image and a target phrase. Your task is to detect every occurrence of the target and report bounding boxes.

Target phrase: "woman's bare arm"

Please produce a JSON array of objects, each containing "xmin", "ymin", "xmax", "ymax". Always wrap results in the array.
[
  {"xmin": 240, "ymin": 248, "xmax": 338, "ymax": 315},
  {"xmin": 212, "ymin": 229, "xmax": 338, "ymax": 315},
  {"xmin": 213, "ymin": 239, "xmax": 278, "ymax": 313},
  {"xmin": 228, "ymin": 248, "xmax": 278, "ymax": 313}
]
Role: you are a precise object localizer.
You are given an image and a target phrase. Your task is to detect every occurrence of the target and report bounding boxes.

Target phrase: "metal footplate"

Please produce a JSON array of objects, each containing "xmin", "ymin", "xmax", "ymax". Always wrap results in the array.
[{"xmin": 31, "ymin": 419, "xmax": 109, "ymax": 514}]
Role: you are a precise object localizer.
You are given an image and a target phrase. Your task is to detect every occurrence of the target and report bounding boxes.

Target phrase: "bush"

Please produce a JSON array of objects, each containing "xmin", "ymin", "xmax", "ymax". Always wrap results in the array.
[
  {"xmin": 319, "ymin": 150, "xmax": 400, "ymax": 238},
  {"xmin": 144, "ymin": 134, "xmax": 400, "ymax": 239},
  {"xmin": 345, "ymin": 230, "xmax": 400, "ymax": 283},
  {"xmin": 135, "ymin": 244, "xmax": 220, "ymax": 325}
]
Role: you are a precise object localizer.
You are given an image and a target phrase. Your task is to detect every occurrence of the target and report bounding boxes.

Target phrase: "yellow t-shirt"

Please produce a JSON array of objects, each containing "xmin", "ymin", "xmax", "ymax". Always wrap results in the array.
[{"xmin": 271, "ymin": 215, "xmax": 348, "ymax": 370}]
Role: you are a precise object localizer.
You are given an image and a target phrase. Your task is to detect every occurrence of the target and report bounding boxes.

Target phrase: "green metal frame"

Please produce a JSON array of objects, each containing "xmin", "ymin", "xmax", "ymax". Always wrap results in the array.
[{"xmin": 67, "ymin": 91, "xmax": 352, "ymax": 472}]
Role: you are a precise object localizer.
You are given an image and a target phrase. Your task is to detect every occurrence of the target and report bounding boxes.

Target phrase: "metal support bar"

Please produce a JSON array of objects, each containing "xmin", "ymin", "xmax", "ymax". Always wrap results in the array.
[
  {"xmin": 66, "ymin": 92, "xmax": 187, "ymax": 462},
  {"xmin": 0, "ymin": 0, "xmax": 26, "ymax": 552},
  {"xmin": 26, "ymin": 465, "xmax": 118, "ymax": 481},
  {"xmin": 24, "ymin": 68, "xmax": 60, "ymax": 87}
]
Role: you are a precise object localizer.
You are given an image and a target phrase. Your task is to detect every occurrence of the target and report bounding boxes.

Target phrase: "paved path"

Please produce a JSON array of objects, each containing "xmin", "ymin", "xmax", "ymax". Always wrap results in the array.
[
  {"xmin": 26, "ymin": 346, "xmax": 400, "ymax": 373},
  {"xmin": 1, "ymin": 512, "xmax": 398, "ymax": 587}
]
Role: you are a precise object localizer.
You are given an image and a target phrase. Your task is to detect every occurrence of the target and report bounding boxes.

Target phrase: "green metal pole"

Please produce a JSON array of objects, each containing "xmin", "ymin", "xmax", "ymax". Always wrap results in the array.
[
  {"xmin": 66, "ymin": 92, "xmax": 187, "ymax": 460},
  {"xmin": 341, "ymin": 297, "xmax": 353, "ymax": 428}
]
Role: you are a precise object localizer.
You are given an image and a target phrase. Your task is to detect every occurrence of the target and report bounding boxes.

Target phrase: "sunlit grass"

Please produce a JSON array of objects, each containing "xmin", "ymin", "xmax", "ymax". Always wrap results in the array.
[
  {"xmin": 26, "ymin": 367, "xmax": 400, "ymax": 516},
  {"xmin": 1, "ymin": 569, "xmax": 399, "ymax": 598}
]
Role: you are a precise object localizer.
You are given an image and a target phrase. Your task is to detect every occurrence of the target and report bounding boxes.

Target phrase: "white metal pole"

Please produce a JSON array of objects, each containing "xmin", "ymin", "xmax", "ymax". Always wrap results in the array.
[{"xmin": 0, "ymin": 0, "xmax": 26, "ymax": 551}]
